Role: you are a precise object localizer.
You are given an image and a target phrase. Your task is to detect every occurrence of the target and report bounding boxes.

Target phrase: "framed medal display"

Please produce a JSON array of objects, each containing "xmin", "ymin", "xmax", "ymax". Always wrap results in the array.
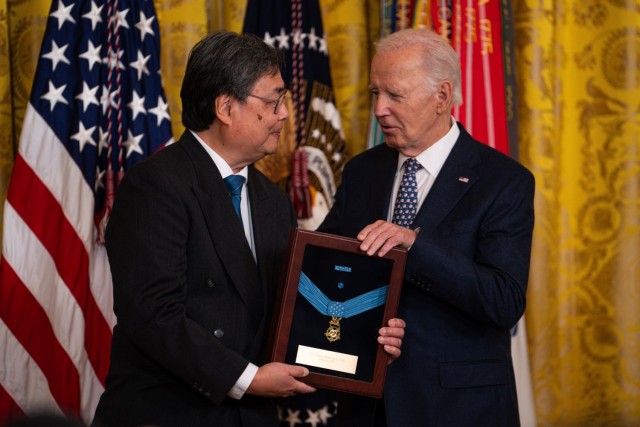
[{"xmin": 268, "ymin": 228, "xmax": 407, "ymax": 397}]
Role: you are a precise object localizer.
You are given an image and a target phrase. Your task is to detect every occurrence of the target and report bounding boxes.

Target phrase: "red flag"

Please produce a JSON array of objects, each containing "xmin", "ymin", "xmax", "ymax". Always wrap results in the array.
[{"xmin": 432, "ymin": 0, "xmax": 509, "ymax": 153}]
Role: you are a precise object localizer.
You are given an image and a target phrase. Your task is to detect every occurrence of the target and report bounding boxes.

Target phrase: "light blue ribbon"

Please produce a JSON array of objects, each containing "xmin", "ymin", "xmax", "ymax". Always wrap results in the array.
[{"xmin": 298, "ymin": 271, "xmax": 388, "ymax": 318}]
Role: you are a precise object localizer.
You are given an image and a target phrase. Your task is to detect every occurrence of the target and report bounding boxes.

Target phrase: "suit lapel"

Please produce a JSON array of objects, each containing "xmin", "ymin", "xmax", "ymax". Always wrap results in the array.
[
  {"xmin": 374, "ymin": 145, "xmax": 400, "ymax": 220},
  {"xmin": 413, "ymin": 129, "xmax": 480, "ymax": 231},
  {"xmin": 248, "ymin": 167, "xmax": 275, "ymax": 300},
  {"xmin": 180, "ymin": 133, "xmax": 263, "ymax": 329},
  {"xmin": 246, "ymin": 168, "xmax": 277, "ymax": 358}
]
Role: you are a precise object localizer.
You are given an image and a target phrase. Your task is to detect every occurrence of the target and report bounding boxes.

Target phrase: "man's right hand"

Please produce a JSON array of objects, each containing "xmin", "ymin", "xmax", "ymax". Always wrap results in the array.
[
  {"xmin": 246, "ymin": 362, "xmax": 316, "ymax": 397},
  {"xmin": 358, "ymin": 220, "xmax": 418, "ymax": 256}
]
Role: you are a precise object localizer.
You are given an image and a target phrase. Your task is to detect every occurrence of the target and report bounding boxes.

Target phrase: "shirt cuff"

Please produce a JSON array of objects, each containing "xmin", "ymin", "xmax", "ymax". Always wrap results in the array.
[
  {"xmin": 408, "ymin": 227, "xmax": 421, "ymax": 251},
  {"xmin": 227, "ymin": 363, "xmax": 259, "ymax": 400}
]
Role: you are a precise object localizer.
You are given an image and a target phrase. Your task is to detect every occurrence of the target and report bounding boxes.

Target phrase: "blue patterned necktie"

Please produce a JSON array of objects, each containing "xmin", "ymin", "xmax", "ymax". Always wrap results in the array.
[
  {"xmin": 392, "ymin": 158, "xmax": 422, "ymax": 228},
  {"xmin": 223, "ymin": 175, "xmax": 245, "ymax": 226}
]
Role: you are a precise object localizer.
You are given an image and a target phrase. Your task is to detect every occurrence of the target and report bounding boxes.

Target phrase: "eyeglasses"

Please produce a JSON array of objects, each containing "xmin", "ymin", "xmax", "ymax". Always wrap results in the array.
[{"xmin": 247, "ymin": 92, "xmax": 287, "ymax": 114}]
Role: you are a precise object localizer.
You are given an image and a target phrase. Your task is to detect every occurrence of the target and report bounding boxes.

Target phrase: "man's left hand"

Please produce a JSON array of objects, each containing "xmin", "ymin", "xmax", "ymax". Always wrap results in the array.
[{"xmin": 378, "ymin": 317, "xmax": 405, "ymax": 363}]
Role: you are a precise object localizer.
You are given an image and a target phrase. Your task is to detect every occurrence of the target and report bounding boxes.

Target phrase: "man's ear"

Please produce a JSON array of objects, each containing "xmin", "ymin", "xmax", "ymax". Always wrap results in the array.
[
  {"xmin": 214, "ymin": 94, "xmax": 233, "ymax": 125},
  {"xmin": 436, "ymin": 80, "xmax": 453, "ymax": 113}
]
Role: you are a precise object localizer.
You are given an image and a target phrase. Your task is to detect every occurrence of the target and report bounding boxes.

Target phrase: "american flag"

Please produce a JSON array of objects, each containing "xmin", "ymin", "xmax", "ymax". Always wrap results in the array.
[
  {"xmin": 244, "ymin": 0, "xmax": 347, "ymax": 232},
  {"xmin": 0, "ymin": 0, "xmax": 172, "ymax": 423}
]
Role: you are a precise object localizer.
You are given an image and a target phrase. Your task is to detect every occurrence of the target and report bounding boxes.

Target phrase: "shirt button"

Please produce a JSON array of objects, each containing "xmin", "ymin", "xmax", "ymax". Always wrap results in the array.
[
  {"xmin": 206, "ymin": 278, "xmax": 215, "ymax": 288},
  {"xmin": 213, "ymin": 329, "xmax": 224, "ymax": 338}
]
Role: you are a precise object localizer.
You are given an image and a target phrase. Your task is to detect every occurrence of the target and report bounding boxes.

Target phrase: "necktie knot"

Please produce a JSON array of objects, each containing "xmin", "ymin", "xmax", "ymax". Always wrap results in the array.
[
  {"xmin": 224, "ymin": 175, "xmax": 245, "ymax": 224},
  {"xmin": 404, "ymin": 158, "xmax": 421, "ymax": 174},
  {"xmin": 392, "ymin": 158, "xmax": 421, "ymax": 228},
  {"xmin": 224, "ymin": 175, "xmax": 245, "ymax": 196}
]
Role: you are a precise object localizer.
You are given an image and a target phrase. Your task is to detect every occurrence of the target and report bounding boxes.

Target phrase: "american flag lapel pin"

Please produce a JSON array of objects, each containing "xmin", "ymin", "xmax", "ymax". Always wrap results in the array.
[{"xmin": 458, "ymin": 176, "xmax": 470, "ymax": 183}]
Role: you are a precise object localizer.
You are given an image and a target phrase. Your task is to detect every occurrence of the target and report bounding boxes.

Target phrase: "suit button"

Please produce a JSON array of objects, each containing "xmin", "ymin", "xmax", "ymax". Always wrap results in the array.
[
  {"xmin": 206, "ymin": 278, "xmax": 215, "ymax": 288},
  {"xmin": 213, "ymin": 329, "xmax": 224, "ymax": 338}
]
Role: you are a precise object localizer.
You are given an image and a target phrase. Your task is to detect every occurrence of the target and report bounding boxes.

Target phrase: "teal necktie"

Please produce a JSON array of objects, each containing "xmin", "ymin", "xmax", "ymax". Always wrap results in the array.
[{"xmin": 223, "ymin": 175, "xmax": 245, "ymax": 226}]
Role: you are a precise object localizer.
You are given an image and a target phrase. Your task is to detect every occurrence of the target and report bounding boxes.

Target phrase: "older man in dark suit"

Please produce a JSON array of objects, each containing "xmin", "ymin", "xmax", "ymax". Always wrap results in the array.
[
  {"xmin": 93, "ymin": 32, "xmax": 405, "ymax": 427},
  {"xmin": 320, "ymin": 28, "xmax": 535, "ymax": 427}
]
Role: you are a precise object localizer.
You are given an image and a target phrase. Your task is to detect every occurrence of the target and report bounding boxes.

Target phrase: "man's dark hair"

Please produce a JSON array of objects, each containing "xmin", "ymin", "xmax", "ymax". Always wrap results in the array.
[{"xmin": 180, "ymin": 31, "xmax": 285, "ymax": 131}]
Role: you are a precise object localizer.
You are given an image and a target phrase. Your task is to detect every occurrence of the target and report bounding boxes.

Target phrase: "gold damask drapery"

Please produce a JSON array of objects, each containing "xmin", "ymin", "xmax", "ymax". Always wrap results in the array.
[
  {"xmin": 513, "ymin": 0, "xmax": 640, "ymax": 425},
  {"xmin": 0, "ymin": 0, "xmax": 638, "ymax": 425}
]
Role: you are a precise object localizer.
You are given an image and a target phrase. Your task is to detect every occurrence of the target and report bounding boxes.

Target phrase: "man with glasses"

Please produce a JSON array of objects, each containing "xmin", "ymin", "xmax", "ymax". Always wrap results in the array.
[
  {"xmin": 248, "ymin": 92, "xmax": 288, "ymax": 114},
  {"xmin": 92, "ymin": 31, "xmax": 405, "ymax": 427}
]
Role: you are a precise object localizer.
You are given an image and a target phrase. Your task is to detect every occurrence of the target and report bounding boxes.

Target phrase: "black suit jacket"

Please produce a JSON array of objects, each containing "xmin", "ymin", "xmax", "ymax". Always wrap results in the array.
[
  {"xmin": 93, "ymin": 131, "xmax": 296, "ymax": 427},
  {"xmin": 320, "ymin": 124, "xmax": 535, "ymax": 427}
]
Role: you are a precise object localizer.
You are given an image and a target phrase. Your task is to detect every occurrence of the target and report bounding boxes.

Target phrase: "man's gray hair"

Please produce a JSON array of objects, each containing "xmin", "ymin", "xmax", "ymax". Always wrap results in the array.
[{"xmin": 375, "ymin": 29, "xmax": 463, "ymax": 107}]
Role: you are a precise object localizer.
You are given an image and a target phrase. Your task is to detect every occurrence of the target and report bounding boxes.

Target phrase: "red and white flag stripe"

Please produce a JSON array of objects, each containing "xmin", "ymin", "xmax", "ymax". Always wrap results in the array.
[{"xmin": 0, "ymin": 106, "xmax": 116, "ymax": 422}]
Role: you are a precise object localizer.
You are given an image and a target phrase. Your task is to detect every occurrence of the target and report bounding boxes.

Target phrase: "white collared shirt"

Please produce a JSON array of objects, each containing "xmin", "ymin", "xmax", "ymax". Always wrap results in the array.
[
  {"xmin": 387, "ymin": 119, "xmax": 460, "ymax": 222},
  {"xmin": 191, "ymin": 131, "xmax": 255, "ymax": 258}
]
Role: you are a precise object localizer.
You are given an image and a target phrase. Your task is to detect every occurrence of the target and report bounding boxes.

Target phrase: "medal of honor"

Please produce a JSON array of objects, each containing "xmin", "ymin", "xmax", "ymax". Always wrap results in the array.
[
  {"xmin": 324, "ymin": 317, "xmax": 342, "ymax": 342},
  {"xmin": 298, "ymin": 271, "xmax": 388, "ymax": 343}
]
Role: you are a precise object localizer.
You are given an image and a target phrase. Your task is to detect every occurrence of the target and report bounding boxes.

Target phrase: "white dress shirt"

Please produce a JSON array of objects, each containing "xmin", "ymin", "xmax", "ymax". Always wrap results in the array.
[
  {"xmin": 192, "ymin": 131, "xmax": 256, "ymax": 258},
  {"xmin": 387, "ymin": 119, "xmax": 460, "ymax": 222}
]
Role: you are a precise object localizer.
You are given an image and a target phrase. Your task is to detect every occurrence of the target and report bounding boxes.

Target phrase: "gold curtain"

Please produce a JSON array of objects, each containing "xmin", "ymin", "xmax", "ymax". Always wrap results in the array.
[
  {"xmin": 318, "ymin": 0, "xmax": 378, "ymax": 155},
  {"xmin": 514, "ymin": 1, "xmax": 640, "ymax": 425},
  {"xmin": 153, "ymin": 0, "xmax": 208, "ymax": 138},
  {"xmin": 2, "ymin": 0, "xmax": 638, "ymax": 424},
  {"xmin": 0, "ymin": 0, "xmax": 11, "ymax": 246},
  {"xmin": 208, "ymin": 0, "xmax": 246, "ymax": 33},
  {"xmin": 0, "ymin": 0, "xmax": 50, "ymax": 247}
]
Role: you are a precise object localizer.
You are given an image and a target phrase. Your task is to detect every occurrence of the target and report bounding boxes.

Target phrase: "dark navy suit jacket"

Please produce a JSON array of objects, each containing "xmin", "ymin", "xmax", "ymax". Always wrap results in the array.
[
  {"xmin": 93, "ymin": 131, "xmax": 296, "ymax": 427},
  {"xmin": 319, "ymin": 124, "xmax": 535, "ymax": 427}
]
